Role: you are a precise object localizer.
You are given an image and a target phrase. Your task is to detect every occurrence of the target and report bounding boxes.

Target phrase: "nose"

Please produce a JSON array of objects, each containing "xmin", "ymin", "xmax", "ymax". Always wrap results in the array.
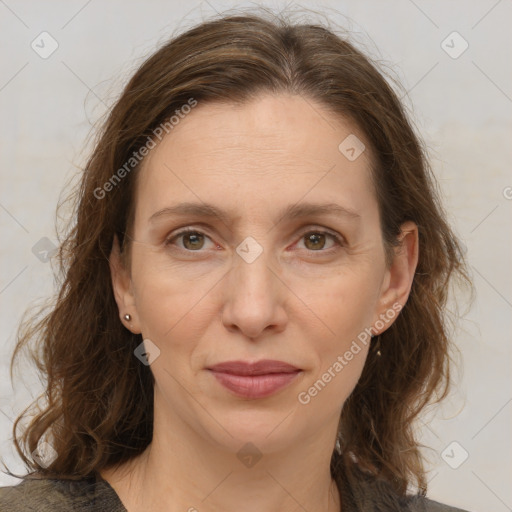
[{"xmin": 221, "ymin": 240, "xmax": 288, "ymax": 340}]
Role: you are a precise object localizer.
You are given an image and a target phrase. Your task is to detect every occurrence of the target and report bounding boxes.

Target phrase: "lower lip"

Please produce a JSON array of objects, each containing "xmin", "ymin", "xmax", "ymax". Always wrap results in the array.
[{"xmin": 208, "ymin": 370, "xmax": 301, "ymax": 399}]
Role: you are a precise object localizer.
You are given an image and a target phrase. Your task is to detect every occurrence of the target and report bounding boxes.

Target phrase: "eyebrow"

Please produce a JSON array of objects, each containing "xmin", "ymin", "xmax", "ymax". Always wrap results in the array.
[{"xmin": 149, "ymin": 201, "xmax": 361, "ymax": 225}]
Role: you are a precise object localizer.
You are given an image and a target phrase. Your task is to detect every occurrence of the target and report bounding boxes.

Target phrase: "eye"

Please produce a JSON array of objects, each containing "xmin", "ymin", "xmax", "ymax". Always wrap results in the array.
[
  {"xmin": 165, "ymin": 228, "xmax": 217, "ymax": 251},
  {"xmin": 294, "ymin": 229, "xmax": 344, "ymax": 253},
  {"xmin": 165, "ymin": 227, "xmax": 344, "ymax": 255}
]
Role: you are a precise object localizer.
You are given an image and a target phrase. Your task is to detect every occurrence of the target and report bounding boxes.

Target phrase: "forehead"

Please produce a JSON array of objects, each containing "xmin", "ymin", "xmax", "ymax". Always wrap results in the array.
[{"xmin": 135, "ymin": 94, "xmax": 376, "ymax": 219}]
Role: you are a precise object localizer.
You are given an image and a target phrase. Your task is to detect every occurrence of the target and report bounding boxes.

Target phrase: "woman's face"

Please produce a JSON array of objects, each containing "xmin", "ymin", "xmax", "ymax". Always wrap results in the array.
[{"xmin": 111, "ymin": 93, "xmax": 416, "ymax": 456}]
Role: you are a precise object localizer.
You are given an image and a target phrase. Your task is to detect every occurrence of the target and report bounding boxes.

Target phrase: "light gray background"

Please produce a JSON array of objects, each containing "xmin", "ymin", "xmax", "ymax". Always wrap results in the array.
[{"xmin": 1, "ymin": 1, "xmax": 511, "ymax": 511}]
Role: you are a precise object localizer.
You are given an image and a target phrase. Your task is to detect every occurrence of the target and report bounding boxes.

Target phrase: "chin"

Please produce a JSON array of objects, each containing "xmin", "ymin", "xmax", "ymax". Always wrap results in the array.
[{"xmin": 198, "ymin": 404, "xmax": 302, "ymax": 456}]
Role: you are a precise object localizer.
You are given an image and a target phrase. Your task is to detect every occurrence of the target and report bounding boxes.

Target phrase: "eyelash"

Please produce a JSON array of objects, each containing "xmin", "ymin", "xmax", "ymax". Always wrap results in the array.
[{"xmin": 164, "ymin": 227, "xmax": 345, "ymax": 256}]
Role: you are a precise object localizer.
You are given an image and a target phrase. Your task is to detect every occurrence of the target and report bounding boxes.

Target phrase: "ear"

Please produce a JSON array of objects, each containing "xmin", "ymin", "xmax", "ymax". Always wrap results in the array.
[
  {"xmin": 109, "ymin": 235, "xmax": 142, "ymax": 334},
  {"xmin": 372, "ymin": 221, "xmax": 419, "ymax": 334}
]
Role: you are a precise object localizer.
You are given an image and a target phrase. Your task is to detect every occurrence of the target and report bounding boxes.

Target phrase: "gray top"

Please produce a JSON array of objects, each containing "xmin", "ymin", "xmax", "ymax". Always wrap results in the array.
[{"xmin": 0, "ymin": 472, "xmax": 471, "ymax": 511}]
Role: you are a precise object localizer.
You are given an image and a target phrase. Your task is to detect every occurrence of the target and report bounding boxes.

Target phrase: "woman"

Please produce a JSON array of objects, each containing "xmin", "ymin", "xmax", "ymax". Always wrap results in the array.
[{"xmin": 0, "ymin": 10, "xmax": 472, "ymax": 512}]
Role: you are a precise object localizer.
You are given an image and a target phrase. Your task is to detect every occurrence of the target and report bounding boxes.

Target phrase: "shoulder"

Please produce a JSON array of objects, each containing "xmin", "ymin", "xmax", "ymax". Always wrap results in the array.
[
  {"xmin": 0, "ymin": 476, "xmax": 126, "ymax": 512},
  {"xmin": 363, "ymin": 484, "xmax": 472, "ymax": 512},
  {"xmin": 407, "ymin": 495, "xmax": 471, "ymax": 512},
  {"xmin": 339, "ymin": 464, "xmax": 472, "ymax": 512}
]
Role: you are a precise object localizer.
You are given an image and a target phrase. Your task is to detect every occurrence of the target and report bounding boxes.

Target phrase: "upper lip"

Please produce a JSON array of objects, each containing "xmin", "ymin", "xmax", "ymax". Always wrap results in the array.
[{"xmin": 207, "ymin": 360, "xmax": 300, "ymax": 376}]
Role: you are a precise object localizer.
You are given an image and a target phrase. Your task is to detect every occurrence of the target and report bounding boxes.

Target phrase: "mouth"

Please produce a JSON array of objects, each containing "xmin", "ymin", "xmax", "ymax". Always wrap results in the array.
[{"xmin": 206, "ymin": 360, "xmax": 302, "ymax": 399}]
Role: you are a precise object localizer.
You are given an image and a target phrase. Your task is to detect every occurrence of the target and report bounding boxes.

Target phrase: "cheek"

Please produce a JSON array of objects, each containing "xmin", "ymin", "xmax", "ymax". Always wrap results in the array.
[
  {"xmin": 130, "ymin": 251, "xmax": 212, "ymax": 345},
  {"xmin": 295, "ymin": 314, "xmax": 371, "ymax": 422},
  {"xmin": 291, "ymin": 268, "xmax": 379, "ymax": 404},
  {"xmin": 293, "ymin": 265, "xmax": 382, "ymax": 345},
  {"xmin": 298, "ymin": 342, "xmax": 370, "ymax": 416}
]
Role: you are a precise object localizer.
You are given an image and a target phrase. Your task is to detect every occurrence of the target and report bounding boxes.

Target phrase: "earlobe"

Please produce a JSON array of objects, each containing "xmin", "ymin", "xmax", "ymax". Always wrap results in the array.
[
  {"xmin": 109, "ymin": 235, "xmax": 142, "ymax": 334},
  {"xmin": 374, "ymin": 221, "xmax": 419, "ymax": 334}
]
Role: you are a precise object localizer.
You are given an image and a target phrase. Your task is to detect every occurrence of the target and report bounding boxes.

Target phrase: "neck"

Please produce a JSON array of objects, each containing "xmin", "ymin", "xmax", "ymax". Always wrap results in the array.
[{"xmin": 101, "ymin": 393, "xmax": 341, "ymax": 511}]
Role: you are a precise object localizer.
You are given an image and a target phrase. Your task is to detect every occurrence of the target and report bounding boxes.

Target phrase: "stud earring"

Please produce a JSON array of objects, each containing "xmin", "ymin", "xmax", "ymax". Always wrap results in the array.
[
  {"xmin": 123, "ymin": 313, "xmax": 132, "ymax": 321},
  {"xmin": 372, "ymin": 334, "xmax": 382, "ymax": 357}
]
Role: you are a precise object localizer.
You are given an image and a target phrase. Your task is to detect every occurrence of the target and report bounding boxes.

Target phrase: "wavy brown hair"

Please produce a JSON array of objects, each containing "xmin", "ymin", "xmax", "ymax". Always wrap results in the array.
[{"xmin": 5, "ymin": 9, "xmax": 471, "ymax": 498}]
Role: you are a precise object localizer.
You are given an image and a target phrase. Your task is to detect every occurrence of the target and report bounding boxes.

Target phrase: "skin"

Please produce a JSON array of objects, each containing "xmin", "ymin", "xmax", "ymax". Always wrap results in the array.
[{"xmin": 104, "ymin": 93, "xmax": 419, "ymax": 512}]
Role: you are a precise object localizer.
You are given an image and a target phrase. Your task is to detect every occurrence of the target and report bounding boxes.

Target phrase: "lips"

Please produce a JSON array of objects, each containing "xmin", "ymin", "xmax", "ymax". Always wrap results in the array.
[
  {"xmin": 207, "ymin": 359, "xmax": 302, "ymax": 399},
  {"xmin": 207, "ymin": 359, "xmax": 300, "ymax": 376}
]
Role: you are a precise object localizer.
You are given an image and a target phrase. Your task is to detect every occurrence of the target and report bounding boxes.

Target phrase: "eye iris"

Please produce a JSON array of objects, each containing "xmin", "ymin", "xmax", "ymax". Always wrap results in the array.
[
  {"xmin": 183, "ymin": 232, "xmax": 204, "ymax": 250},
  {"xmin": 304, "ymin": 233, "xmax": 326, "ymax": 250}
]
